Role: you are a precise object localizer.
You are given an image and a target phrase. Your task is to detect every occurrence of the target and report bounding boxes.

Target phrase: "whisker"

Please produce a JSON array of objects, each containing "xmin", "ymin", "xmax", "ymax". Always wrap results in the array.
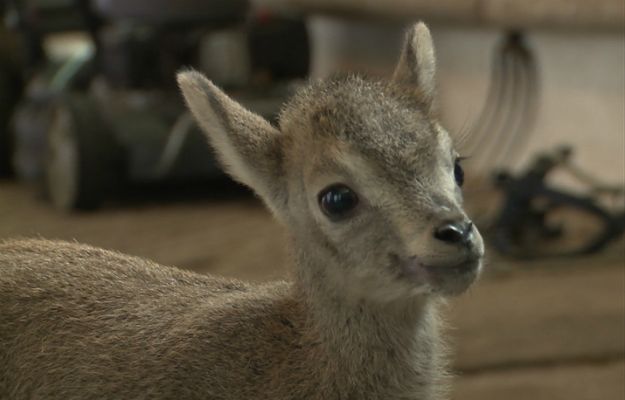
[{"xmin": 453, "ymin": 116, "xmax": 475, "ymax": 152}]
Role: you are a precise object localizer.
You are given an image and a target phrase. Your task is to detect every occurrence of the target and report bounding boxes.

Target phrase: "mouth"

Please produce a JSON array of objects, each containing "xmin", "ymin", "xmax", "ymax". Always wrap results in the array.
[
  {"xmin": 394, "ymin": 254, "xmax": 482, "ymax": 295},
  {"xmin": 423, "ymin": 257, "xmax": 481, "ymax": 276}
]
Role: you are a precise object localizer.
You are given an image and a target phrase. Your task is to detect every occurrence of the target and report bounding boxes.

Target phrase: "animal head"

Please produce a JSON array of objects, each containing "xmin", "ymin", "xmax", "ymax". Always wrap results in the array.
[{"xmin": 178, "ymin": 22, "xmax": 484, "ymax": 303}]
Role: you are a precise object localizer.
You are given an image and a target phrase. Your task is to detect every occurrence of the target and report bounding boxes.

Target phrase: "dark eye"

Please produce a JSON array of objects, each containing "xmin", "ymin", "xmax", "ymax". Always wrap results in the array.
[
  {"xmin": 318, "ymin": 184, "xmax": 359, "ymax": 220},
  {"xmin": 454, "ymin": 159, "xmax": 465, "ymax": 187}
]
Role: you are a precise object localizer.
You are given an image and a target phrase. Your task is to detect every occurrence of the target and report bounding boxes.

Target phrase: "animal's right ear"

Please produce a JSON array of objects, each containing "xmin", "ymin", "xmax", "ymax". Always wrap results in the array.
[
  {"xmin": 393, "ymin": 22, "xmax": 438, "ymax": 111},
  {"xmin": 177, "ymin": 70, "xmax": 286, "ymax": 217}
]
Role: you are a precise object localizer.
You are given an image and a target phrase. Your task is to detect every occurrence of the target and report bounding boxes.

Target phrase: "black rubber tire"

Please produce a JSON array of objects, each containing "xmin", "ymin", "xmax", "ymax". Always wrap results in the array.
[
  {"xmin": 45, "ymin": 94, "xmax": 121, "ymax": 211},
  {"xmin": 0, "ymin": 65, "xmax": 23, "ymax": 177}
]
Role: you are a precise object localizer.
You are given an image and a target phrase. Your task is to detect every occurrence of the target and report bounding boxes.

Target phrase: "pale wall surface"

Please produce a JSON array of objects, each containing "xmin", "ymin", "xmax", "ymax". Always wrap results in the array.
[{"xmin": 259, "ymin": 0, "xmax": 625, "ymax": 30}]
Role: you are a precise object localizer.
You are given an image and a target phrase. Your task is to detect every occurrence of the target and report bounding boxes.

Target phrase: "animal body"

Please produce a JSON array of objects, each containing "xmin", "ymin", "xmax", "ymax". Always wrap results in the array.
[{"xmin": 0, "ymin": 22, "xmax": 484, "ymax": 399}]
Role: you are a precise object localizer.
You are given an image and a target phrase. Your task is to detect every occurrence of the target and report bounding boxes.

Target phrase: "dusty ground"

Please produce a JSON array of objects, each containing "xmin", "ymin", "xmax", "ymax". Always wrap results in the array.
[{"xmin": 1, "ymin": 180, "xmax": 623, "ymax": 399}]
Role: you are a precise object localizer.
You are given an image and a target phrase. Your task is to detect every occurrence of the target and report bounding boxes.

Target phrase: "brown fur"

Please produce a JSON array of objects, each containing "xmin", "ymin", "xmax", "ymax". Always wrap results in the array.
[{"xmin": 0, "ymin": 23, "xmax": 483, "ymax": 399}]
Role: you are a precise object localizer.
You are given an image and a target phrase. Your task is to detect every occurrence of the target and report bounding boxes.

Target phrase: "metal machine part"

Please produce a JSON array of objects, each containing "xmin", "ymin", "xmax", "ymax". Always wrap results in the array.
[
  {"xmin": 491, "ymin": 146, "xmax": 625, "ymax": 259},
  {"xmin": 7, "ymin": 1, "xmax": 309, "ymax": 211},
  {"xmin": 464, "ymin": 31, "xmax": 539, "ymax": 175}
]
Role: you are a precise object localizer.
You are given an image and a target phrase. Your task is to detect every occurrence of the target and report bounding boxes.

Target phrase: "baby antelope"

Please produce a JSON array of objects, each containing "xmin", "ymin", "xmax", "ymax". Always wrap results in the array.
[{"xmin": 0, "ymin": 22, "xmax": 484, "ymax": 399}]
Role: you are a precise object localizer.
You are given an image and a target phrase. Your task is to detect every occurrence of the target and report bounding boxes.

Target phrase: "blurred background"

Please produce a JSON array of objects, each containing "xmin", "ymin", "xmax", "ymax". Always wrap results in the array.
[{"xmin": 0, "ymin": 0, "xmax": 623, "ymax": 399}]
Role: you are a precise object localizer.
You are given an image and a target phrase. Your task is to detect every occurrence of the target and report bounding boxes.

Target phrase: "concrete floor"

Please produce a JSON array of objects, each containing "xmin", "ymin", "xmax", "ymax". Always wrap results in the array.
[{"xmin": 1, "ymin": 180, "xmax": 623, "ymax": 399}]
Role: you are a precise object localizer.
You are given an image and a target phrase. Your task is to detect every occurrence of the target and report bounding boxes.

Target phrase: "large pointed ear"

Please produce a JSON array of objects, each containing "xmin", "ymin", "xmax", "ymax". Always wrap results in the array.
[
  {"xmin": 392, "ymin": 22, "xmax": 437, "ymax": 111},
  {"xmin": 177, "ymin": 70, "xmax": 286, "ymax": 216}
]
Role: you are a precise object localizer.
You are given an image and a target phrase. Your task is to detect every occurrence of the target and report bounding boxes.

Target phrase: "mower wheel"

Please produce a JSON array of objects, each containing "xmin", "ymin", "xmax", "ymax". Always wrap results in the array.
[{"xmin": 45, "ymin": 94, "xmax": 121, "ymax": 211}]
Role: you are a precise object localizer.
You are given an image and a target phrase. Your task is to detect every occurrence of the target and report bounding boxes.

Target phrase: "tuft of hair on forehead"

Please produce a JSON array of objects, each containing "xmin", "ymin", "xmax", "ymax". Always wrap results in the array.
[
  {"xmin": 281, "ymin": 75, "xmax": 431, "ymax": 129},
  {"xmin": 278, "ymin": 74, "xmax": 440, "ymax": 160}
]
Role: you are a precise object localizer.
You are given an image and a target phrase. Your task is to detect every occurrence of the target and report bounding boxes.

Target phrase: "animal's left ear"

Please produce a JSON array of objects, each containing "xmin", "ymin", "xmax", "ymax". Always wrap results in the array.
[{"xmin": 392, "ymin": 22, "xmax": 438, "ymax": 111}]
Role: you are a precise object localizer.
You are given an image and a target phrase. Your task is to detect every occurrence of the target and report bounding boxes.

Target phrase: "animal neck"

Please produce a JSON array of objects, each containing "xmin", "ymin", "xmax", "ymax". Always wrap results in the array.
[{"xmin": 291, "ymin": 245, "xmax": 445, "ymax": 398}]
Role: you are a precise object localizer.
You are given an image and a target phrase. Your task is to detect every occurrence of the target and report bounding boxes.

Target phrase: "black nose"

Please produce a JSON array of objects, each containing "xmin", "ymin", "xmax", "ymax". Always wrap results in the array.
[{"xmin": 434, "ymin": 221, "xmax": 474, "ymax": 245}]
